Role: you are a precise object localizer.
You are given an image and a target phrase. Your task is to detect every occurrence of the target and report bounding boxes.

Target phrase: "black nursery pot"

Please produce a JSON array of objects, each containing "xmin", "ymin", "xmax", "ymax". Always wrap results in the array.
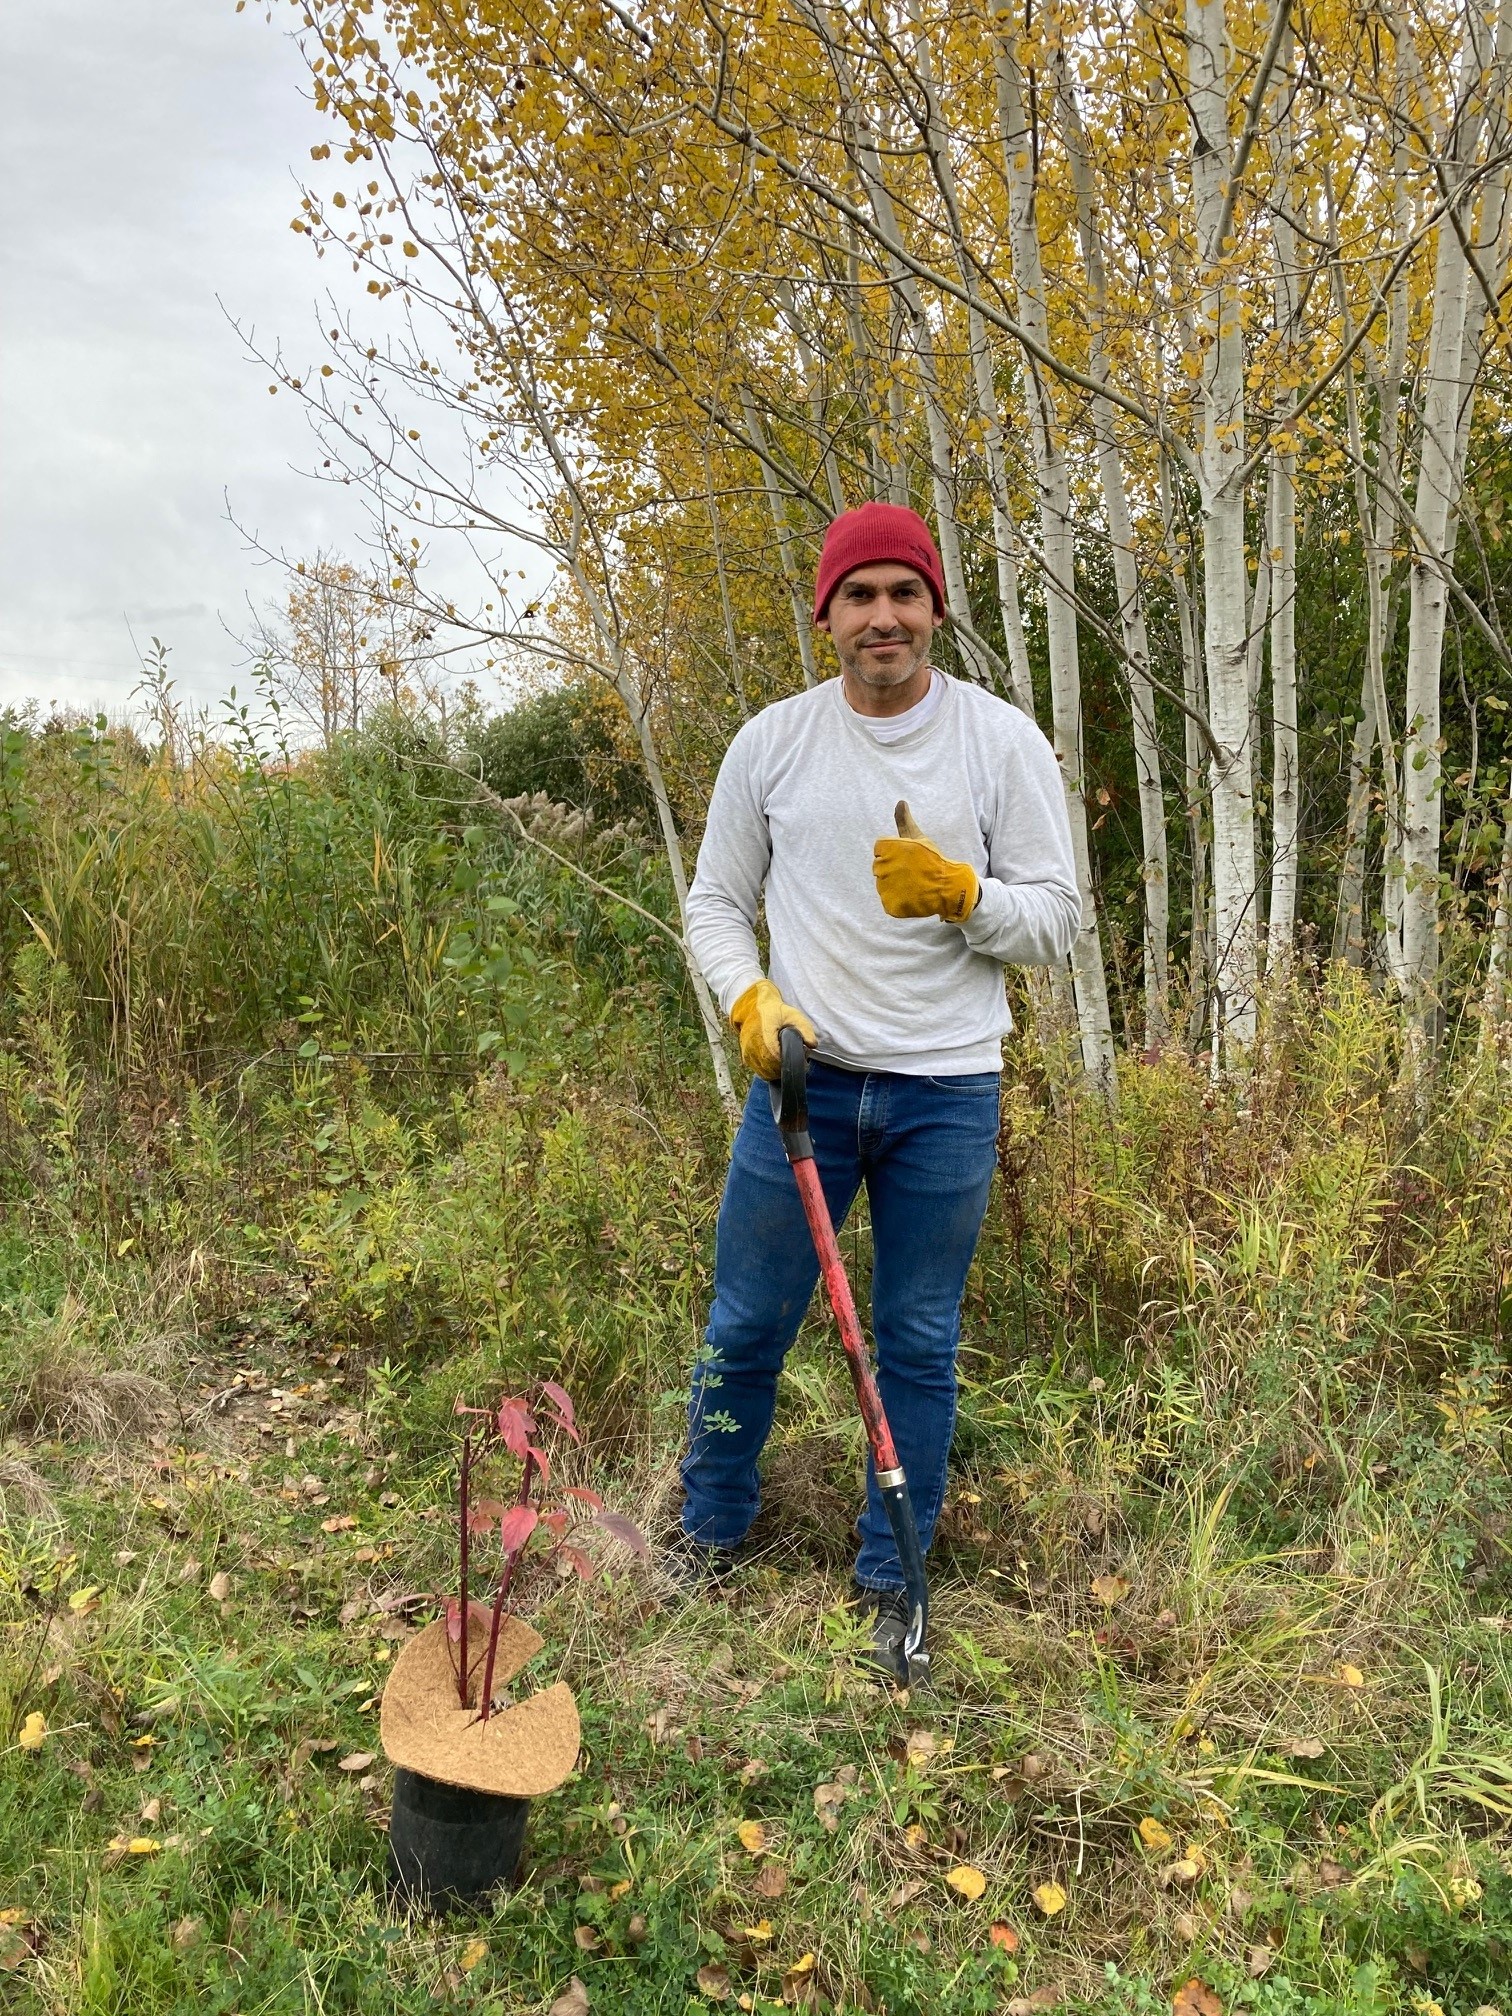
[{"xmin": 387, "ymin": 1767, "xmax": 531, "ymax": 1911}]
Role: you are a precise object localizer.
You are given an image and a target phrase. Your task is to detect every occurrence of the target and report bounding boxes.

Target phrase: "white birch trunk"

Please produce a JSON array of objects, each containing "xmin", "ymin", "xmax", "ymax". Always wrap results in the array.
[
  {"xmin": 1333, "ymin": 230, "xmax": 1404, "ymax": 970},
  {"xmin": 1056, "ymin": 62, "xmax": 1169, "ymax": 1042},
  {"xmin": 1401, "ymin": 55, "xmax": 1480, "ymax": 1051},
  {"xmin": 1483, "ymin": 784, "xmax": 1512, "ymax": 1042},
  {"xmin": 1267, "ymin": 34, "xmax": 1299, "ymax": 967},
  {"xmin": 994, "ymin": 32, "xmax": 1117, "ymax": 1088},
  {"xmin": 1160, "ymin": 451, "xmax": 1212, "ymax": 1039},
  {"xmin": 776, "ymin": 280, "xmax": 847, "ymax": 518},
  {"xmin": 885, "ymin": 311, "xmax": 910, "ymax": 506},
  {"xmin": 906, "ymin": 5, "xmax": 1037, "ymax": 717},
  {"xmin": 842, "ymin": 224, "xmax": 890, "ymax": 500},
  {"xmin": 1187, "ymin": 0, "xmax": 1260, "ymax": 1057},
  {"xmin": 1267, "ymin": 459, "xmax": 1298, "ymax": 963},
  {"xmin": 786, "ymin": 6, "xmax": 1024, "ymax": 698},
  {"xmin": 704, "ymin": 444, "xmax": 750, "ymax": 722},
  {"xmin": 1333, "ymin": 675, "xmax": 1376, "ymax": 964},
  {"xmin": 739, "ymin": 388, "xmax": 819, "ymax": 691},
  {"xmin": 965, "ymin": 305, "xmax": 1038, "ymax": 720}
]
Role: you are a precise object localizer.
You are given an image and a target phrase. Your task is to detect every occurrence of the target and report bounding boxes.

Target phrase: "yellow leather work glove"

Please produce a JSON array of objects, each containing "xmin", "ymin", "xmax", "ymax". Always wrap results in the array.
[
  {"xmin": 872, "ymin": 800, "xmax": 981, "ymax": 923},
  {"xmin": 729, "ymin": 978, "xmax": 819, "ymax": 1081}
]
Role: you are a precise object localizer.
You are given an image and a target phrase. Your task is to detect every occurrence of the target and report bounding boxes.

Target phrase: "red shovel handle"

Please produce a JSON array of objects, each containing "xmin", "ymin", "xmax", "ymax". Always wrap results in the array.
[
  {"xmin": 787, "ymin": 1156, "xmax": 900, "ymax": 1474},
  {"xmin": 769, "ymin": 1027, "xmax": 930, "ymax": 1684}
]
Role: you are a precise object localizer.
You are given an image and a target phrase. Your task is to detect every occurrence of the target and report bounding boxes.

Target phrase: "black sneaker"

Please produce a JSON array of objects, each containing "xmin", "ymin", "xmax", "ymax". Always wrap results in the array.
[
  {"xmin": 659, "ymin": 1531, "xmax": 748, "ymax": 1596},
  {"xmin": 850, "ymin": 1580, "xmax": 913, "ymax": 1684}
]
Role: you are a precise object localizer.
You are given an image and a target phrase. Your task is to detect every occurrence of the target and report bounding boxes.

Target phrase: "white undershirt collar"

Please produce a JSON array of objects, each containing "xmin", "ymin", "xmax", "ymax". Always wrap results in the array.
[{"xmin": 844, "ymin": 668, "xmax": 944, "ymax": 745}]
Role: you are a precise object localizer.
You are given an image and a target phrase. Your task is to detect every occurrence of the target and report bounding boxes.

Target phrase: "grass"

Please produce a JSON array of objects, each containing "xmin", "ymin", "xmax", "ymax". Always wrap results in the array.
[
  {"xmin": 5, "ymin": 1265, "xmax": 1512, "ymax": 2015},
  {"xmin": 5, "ymin": 714, "xmax": 1512, "ymax": 2012}
]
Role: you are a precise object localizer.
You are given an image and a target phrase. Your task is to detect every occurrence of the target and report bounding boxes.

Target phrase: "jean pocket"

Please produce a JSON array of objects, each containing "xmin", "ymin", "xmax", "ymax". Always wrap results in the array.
[{"xmin": 922, "ymin": 1073, "xmax": 1001, "ymax": 1095}]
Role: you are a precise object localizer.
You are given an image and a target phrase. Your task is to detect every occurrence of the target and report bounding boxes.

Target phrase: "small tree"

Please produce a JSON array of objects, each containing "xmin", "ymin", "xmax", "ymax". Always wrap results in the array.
[
  {"xmin": 448, "ymin": 1380, "xmax": 646, "ymax": 1719},
  {"xmin": 250, "ymin": 553, "xmax": 438, "ymax": 749}
]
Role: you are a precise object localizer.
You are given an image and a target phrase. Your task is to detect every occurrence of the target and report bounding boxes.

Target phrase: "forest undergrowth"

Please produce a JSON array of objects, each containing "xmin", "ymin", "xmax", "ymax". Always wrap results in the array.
[{"xmin": 4, "ymin": 710, "xmax": 1512, "ymax": 2015}]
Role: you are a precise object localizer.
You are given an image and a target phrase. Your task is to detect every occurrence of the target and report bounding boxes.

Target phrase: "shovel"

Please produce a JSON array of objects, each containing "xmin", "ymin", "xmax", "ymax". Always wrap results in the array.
[{"xmin": 769, "ymin": 1024, "xmax": 930, "ymax": 1687}]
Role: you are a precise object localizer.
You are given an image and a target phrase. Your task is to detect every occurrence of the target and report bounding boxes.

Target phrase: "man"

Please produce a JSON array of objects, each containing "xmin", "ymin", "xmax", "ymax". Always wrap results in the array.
[{"xmin": 678, "ymin": 500, "xmax": 1080, "ymax": 1676}]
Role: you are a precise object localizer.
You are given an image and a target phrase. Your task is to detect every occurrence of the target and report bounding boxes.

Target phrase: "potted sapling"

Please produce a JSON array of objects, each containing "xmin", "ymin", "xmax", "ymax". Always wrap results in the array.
[{"xmin": 382, "ymin": 1379, "xmax": 646, "ymax": 1909}]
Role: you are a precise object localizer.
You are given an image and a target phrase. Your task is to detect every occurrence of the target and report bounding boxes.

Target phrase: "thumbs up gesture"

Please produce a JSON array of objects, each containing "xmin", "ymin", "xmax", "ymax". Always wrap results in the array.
[{"xmin": 872, "ymin": 800, "xmax": 981, "ymax": 923}]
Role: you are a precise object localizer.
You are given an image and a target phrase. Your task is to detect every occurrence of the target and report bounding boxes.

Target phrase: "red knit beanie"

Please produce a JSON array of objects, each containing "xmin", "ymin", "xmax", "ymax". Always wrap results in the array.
[{"xmin": 813, "ymin": 502, "xmax": 946, "ymax": 620}]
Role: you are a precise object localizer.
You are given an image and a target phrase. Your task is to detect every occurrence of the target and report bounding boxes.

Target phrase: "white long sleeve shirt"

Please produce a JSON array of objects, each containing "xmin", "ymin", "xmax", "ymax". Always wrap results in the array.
[{"xmin": 685, "ymin": 673, "xmax": 1082, "ymax": 1077}]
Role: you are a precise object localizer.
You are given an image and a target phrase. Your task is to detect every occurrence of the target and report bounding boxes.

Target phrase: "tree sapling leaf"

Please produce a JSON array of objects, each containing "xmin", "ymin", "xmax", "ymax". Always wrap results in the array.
[
  {"xmin": 594, "ymin": 1509, "xmax": 649, "ymax": 1557},
  {"xmin": 540, "ymin": 1379, "xmax": 581, "ymax": 1442},
  {"xmin": 496, "ymin": 1399, "xmax": 534, "ymax": 1459},
  {"xmin": 498, "ymin": 1503, "xmax": 539, "ymax": 1556}
]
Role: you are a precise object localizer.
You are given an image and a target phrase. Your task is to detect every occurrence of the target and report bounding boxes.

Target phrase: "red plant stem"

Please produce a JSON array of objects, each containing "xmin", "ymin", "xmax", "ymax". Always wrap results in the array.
[
  {"xmin": 456, "ymin": 1431, "xmax": 472, "ymax": 1707},
  {"xmin": 478, "ymin": 1451, "xmax": 536, "ymax": 1723}
]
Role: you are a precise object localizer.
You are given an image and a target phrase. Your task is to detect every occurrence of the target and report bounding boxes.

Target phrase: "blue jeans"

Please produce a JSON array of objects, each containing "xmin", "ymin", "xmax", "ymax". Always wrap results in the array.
[{"xmin": 680, "ymin": 1061, "xmax": 1001, "ymax": 1590}]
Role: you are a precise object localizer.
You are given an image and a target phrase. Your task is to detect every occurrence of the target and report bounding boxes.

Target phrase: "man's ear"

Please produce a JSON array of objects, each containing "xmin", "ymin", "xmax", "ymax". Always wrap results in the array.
[
  {"xmin": 931, "ymin": 608, "xmax": 944, "ymax": 630},
  {"xmin": 815, "ymin": 612, "xmax": 831, "ymax": 634}
]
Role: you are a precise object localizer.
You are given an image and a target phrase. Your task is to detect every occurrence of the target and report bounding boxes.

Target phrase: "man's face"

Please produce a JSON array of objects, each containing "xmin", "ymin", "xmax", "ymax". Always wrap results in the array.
[{"xmin": 817, "ymin": 562, "xmax": 941, "ymax": 693}]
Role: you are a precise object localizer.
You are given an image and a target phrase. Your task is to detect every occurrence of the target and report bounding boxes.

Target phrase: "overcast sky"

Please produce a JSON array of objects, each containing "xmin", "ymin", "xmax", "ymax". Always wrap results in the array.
[{"xmin": 0, "ymin": 0, "xmax": 518, "ymax": 721}]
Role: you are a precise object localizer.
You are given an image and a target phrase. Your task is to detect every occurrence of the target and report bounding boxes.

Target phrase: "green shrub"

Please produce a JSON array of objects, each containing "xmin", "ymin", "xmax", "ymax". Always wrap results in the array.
[{"xmin": 463, "ymin": 681, "xmax": 653, "ymax": 824}]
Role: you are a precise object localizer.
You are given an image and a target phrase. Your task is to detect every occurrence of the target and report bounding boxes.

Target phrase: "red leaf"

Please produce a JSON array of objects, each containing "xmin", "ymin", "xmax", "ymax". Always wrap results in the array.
[
  {"xmin": 562, "ymin": 1545, "xmax": 595, "ymax": 1581},
  {"xmin": 467, "ymin": 1497, "xmax": 507, "ymax": 1536},
  {"xmin": 595, "ymin": 1509, "xmax": 650, "ymax": 1558},
  {"xmin": 496, "ymin": 1399, "xmax": 535, "ymax": 1459},
  {"xmin": 564, "ymin": 1486, "xmax": 604, "ymax": 1512},
  {"xmin": 540, "ymin": 1379, "xmax": 581, "ymax": 1443},
  {"xmin": 445, "ymin": 1597, "xmax": 463, "ymax": 1643},
  {"xmin": 498, "ymin": 1503, "xmax": 539, "ymax": 1557},
  {"xmin": 543, "ymin": 1509, "xmax": 569, "ymax": 1535},
  {"xmin": 527, "ymin": 1444, "xmax": 551, "ymax": 1488}
]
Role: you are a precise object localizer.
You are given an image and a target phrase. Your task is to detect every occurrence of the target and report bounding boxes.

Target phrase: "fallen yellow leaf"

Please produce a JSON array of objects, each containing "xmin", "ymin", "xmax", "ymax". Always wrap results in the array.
[
  {"xmin": 786, "ymin": 1953, "xmax": 816, "ymax": 1976},
  {"xmin": 1172, "ymin": 1978, "xmax": 1223, "ymax": 2016},
  {"xmin": 947, "ymin": 1864, "xmax": 988, "ymax": 1901},
  {"xmin": 1162, "ymin": 1854, "xmax": 1206, "ymax": 1886},
  {"xmin": 1138, "ymin": 1817, "xmax": 1173, "ymax": 1852},
  {"xmin": 1334, "ymin": 1663, "xmax": 1364, "ymax": 1689},
  {"xmin": 989, "ymin": 1921, "xmax": 1020, "ymax": 1952},
  {"xmin": 609, "ymin": 1880, "xmax": 632, "ymax": 1900},
  {"xmin": 68, "ymin": 1585, "xmax": 101, "ymax": 1615},
  {"xmin": 737, "ymin": 1819, "xmax": 767, "ymax": 1855},
  {"xmin": 458, "ymin": 1938, "xmax": 488, "ymax": 1974},
  {"xmin": 17, "ymin": 1714, "xmax": 46, "ymax": 1753},
  {"xmin": 106, "ymin": 1836, "xmax": 160, "ymax": 1856},
  {"xmin": 904, "ymin": 1822, "xmax": 928, "ymax": 1848},
  {"xmin": 1032, "ymin": 1880, "xmax": 1067, "ymax": 1916},
  {"xmin": 740, "ymin": 1920, "xmax": 773, "ymax": 1943},
  {"xmin": 1090, "ymin": 1574, "xmax": 1130, "ymax": 1606}
]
